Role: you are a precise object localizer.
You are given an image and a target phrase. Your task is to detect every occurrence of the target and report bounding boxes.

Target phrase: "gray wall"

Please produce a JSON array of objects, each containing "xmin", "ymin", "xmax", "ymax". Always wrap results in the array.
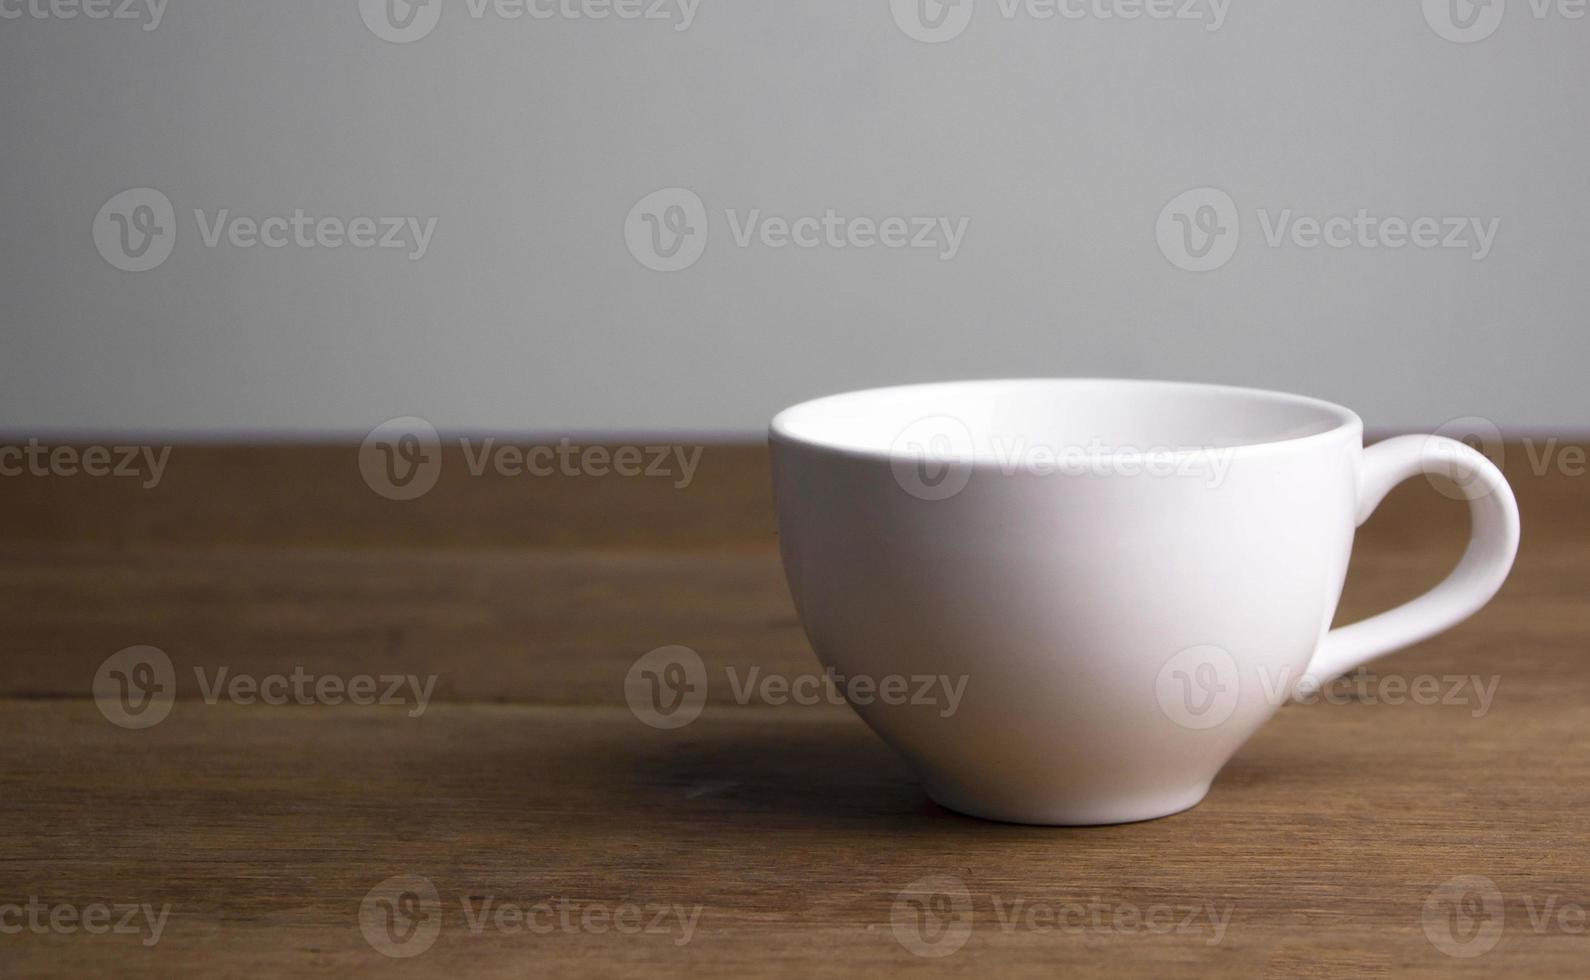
[{"xmin": 3, "ymin": 0, "xmax": 1586, "ymax": 436}]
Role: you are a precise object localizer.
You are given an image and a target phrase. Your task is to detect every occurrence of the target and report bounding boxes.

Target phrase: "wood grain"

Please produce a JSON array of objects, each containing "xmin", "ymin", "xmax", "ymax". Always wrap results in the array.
[
  {"xmin": 0, "ymin": 443, "xmax": 776, "ymax": 552},
  {"xmin": 0, "ymin": 440, "xmax": 1586, "ymax": 977}
]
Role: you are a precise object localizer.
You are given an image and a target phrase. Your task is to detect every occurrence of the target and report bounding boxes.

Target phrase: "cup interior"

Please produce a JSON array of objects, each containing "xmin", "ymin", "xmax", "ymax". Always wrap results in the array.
[{"xmin": 771, "ymin": 379, "xmax": 1359, "ymax": 458}]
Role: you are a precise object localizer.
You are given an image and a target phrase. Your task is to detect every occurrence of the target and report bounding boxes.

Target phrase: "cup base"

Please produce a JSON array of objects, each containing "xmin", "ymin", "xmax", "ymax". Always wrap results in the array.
[{"xmin": 922, "ymin": 781, "xmax": 1212, "ymax": 826}]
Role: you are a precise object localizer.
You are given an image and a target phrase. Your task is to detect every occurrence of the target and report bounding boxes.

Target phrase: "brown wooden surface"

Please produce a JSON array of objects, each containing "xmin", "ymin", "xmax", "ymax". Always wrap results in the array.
[{"xmin": 1, "ymin": 440, "xmax": 1587, "ymax": 977}]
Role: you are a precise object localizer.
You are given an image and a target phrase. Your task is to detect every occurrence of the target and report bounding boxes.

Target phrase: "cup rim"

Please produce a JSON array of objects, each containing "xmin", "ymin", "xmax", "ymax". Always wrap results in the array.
[{"xmin": 769, "ymin": 377, "xmax": 1364, "ymax": 462}]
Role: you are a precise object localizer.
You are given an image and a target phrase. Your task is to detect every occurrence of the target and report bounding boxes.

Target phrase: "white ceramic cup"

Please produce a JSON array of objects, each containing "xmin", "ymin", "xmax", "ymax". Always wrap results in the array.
[{"xmin": 769, "ymin": 379, "xmax": 1520, "ymax": 825}]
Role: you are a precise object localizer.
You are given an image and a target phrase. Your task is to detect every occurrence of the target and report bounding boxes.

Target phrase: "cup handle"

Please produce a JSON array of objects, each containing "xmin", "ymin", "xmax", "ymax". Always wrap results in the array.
[{"xmin": 1293, "ymin": 434, "xmax": 1521, "ymax": 699}]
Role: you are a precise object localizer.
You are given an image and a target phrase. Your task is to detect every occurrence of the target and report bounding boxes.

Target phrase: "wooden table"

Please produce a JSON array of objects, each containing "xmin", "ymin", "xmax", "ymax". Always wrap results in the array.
[{"xmin": 2, "ymin": 440, "xmax": 1586, "ymax": 977}]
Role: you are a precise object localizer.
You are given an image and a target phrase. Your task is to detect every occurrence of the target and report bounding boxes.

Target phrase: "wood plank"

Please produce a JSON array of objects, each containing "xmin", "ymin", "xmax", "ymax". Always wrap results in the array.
[
  {"xmin": 1, "ymin": 700, "xmax": 1586, "ymax": 977},
  {"xmin": 1, "ymin": 441, "xmax": 1586, "ymax": 977},
  {"xmin": 0, "ymin": 443, "xmax": 776, "ymax": 552},
  {"xmin": 1, "ymin": 536, "xmax": 1586, "ymax": 707},
  {"xmin": 0, "ymin": 547, "xmax": 806, "ymax": 705},
  {"xmin": 1, "ymin": 445, "xmax": 1586, "ymax": 705},
  {"xmin": 0, "ymin": 441, "xmax": 1583, "ymax": 554}
]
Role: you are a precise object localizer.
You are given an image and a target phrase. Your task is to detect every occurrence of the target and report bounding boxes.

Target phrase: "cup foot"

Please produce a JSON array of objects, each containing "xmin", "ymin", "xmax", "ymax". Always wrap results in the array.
[{"xmin": 922, "ymin": 781, "xmax": 1212, "ymax": 826}]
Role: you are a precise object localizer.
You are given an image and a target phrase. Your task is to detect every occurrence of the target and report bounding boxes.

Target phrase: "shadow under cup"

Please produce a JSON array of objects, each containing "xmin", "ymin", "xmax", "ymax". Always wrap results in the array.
[{"xmin": 768, "ymin": 379, "xmax": 1366, "ymax": 825}]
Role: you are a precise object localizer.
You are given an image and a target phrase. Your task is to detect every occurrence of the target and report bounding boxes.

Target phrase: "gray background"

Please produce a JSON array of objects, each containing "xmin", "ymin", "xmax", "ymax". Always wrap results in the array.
[{"xmin": 2, "ymin": 0, "xmax": 1586, "ymax": 437}]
